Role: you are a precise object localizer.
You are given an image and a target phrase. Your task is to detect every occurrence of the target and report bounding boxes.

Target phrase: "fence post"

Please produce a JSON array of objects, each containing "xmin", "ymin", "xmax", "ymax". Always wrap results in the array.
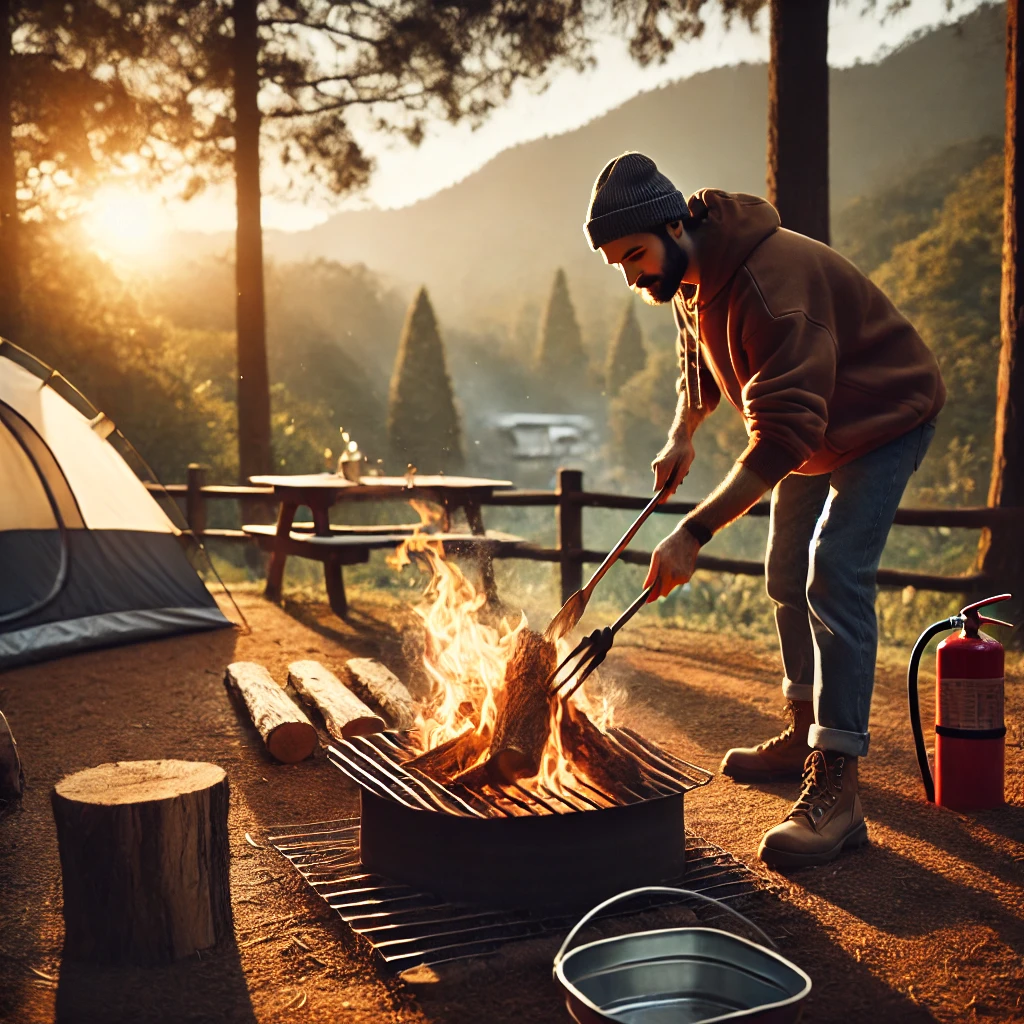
[
  {"xmin": 557, "ymin": 468, "xmax": 584, "ymax": 604},
  {"xmin": 186, "ymin": 464, "xmax": 208, "ymax": 538}
]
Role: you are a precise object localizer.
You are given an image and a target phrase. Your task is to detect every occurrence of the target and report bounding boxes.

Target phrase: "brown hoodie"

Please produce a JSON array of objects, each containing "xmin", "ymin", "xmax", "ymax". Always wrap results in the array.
[{"xmin": 674, "ymin": 189, "xmax": 945, "ymax": 487}]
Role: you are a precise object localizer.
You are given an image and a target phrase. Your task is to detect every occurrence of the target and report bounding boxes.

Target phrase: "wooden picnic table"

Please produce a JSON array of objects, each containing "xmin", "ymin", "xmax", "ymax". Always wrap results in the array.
[{"xmin": 247, "ymin": 473, "xmax": 515, "ymax": 615}]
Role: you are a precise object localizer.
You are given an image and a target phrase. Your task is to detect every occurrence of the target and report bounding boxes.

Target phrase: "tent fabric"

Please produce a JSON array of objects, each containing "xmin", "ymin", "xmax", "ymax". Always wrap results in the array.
[
  {"xmin": 0, "ymin": 340, "xmax": 230, "ymax": 668},
  {"xmin": 0, "ymin": 357, "xmax": 168, "ymax": 532},
  {"xmin": 0, "ymin": 608, "xmax": 229, "ymax": 669}
]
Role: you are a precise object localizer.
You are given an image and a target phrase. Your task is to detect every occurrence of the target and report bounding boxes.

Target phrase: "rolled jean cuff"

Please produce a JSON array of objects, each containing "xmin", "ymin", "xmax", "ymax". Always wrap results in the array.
[
  {"xmin": 808, "ymin": 724, "xmax": 870, "ymax": 758},
  {"xmin": 782, "ymin": 680, "xmax": 813, "ymax": 702}
]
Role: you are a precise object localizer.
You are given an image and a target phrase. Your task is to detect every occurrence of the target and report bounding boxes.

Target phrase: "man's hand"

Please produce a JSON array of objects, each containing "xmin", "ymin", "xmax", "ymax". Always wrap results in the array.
[
  {"xmin": 643, "ymin": 524, "xmax": 700, "ymax": 601},
  {"xmin": 651, "ymin": 435, "xmax": 695, "ymax": 497}
]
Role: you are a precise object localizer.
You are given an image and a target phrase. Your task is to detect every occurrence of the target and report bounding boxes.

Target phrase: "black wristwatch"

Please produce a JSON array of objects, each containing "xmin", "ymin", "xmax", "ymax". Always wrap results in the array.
[{"xmin": 682, "ymin": 518, "xmax": 714, "ymax": 547}]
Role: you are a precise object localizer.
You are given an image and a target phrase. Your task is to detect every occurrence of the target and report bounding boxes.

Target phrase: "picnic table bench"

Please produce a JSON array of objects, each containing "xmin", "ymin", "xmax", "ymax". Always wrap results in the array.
[{"xmin": 246, "ymin": 474, "xmax": 520, "ymax": 616}]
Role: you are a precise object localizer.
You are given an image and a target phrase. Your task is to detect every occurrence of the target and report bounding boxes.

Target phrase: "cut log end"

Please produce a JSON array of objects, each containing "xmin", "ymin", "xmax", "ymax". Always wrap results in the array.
[
  {"xmin": 266, "ymin": 722, "xmax": 319, "ymax": 763},
  {"xmin": 54, "ymin": 760, "xmax": 225, "ymax": 806}
]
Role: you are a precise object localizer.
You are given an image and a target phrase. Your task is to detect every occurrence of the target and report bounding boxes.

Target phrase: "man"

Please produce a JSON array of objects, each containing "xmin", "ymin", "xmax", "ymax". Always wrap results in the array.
[{"xmin": 584, "ymin": 152, "xmax": 944, "ymax": 868}]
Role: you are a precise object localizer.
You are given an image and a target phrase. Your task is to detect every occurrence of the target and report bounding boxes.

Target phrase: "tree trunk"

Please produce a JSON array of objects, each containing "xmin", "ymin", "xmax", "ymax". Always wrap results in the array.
[
  {"xmin": 767, "ymin": 0, "xmax": 830, "ymax": 244},
  {"xmin": 52, "ymin": 761, "xmax": 232, "ymax": 965},
  {"xmin": 232, "ymin": 0, "xmax": 272, "ymax": 483},
  {"xmin": 0, "ymin": 0, "xmax": 21, "ymax": 342},
  {"xmin": 979, "ymin": 0, "xmax": 1024, "ymax": 641}
]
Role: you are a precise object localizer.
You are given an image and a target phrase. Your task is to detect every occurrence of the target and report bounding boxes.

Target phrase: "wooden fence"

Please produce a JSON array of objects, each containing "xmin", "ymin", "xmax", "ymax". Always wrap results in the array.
[{"xmin": 152, "ymin": 465, "xmax": 1022, "ymax": 601}]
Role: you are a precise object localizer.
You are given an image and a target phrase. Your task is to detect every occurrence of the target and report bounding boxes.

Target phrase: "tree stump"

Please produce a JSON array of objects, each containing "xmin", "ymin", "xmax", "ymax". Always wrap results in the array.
[{"xmin": 52, "ymin": 760, "xmax": 232, "ymax": 966}]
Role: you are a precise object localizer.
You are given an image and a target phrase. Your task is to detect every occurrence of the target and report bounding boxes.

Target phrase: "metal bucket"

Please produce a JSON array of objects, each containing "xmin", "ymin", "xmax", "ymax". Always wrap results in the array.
[{"xmin": 553, "ymin": 887, "xmax": 811, "ymax": 1024}]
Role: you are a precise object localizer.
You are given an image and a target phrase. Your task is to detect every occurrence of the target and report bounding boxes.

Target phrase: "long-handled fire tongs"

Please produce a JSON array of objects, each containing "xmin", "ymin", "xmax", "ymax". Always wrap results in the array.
[
  {"xmin": 544, "ymin": 481, "xmax": 671, "ymax": 642},
  {"xmin": 547, "ymin": 586, "xmax": 654, "ymax": 701}
]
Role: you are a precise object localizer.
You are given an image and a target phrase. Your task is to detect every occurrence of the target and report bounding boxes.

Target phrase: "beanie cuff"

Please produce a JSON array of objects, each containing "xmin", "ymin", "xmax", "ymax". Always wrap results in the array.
[{"xmin": 584, "ymin": 191, "xmax": 690, "ymax": 250}]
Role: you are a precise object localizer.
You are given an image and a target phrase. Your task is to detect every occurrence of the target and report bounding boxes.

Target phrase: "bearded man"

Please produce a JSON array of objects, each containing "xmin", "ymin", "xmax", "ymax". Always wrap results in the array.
[{"xmin": 585, "ymin": 152, "xmax": 944, "ymax": 868}]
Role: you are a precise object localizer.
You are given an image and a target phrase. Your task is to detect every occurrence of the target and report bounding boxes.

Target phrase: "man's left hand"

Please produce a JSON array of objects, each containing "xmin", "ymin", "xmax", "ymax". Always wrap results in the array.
[{"xmin": 643, "ymin": 525, "xmax": 701, "ymax": 601}]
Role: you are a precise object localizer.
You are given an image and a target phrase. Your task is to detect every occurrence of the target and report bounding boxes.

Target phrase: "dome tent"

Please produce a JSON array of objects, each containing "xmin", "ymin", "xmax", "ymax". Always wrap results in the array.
[{"xmin": 0, "ymin": 340, "xmax": 230, "ymax": 669}]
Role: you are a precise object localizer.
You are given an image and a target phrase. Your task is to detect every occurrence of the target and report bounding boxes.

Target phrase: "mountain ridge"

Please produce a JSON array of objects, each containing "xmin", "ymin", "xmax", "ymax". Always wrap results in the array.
[{"xmin": 201, "ymin": 3, "xmax": 1004, "ymax": 330}]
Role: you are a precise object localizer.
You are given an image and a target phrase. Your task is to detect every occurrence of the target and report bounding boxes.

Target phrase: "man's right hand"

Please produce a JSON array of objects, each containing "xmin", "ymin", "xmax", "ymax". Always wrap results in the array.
[{"xmin": 652, "ymin": 435, "xmax": 695, "ymax": 498}]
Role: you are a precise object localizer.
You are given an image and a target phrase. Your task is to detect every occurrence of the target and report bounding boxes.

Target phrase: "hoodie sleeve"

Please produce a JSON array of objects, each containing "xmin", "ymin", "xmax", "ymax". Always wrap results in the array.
[{"xmin": 736, "ymin": 310, "xmax": 836, "ymax": 487}]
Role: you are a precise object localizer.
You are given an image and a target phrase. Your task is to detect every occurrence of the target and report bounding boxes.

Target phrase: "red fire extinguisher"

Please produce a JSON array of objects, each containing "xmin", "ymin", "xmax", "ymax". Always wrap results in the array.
[{"xmin": 908, "ymin": 593, "xmax": 1014, "ymax": 810}]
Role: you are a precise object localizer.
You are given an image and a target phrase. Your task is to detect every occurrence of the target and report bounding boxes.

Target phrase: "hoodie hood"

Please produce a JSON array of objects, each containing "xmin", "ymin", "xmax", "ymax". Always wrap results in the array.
[{"xmin": 689, "ymin": 189, "xmax": 781, "ymax": 308}]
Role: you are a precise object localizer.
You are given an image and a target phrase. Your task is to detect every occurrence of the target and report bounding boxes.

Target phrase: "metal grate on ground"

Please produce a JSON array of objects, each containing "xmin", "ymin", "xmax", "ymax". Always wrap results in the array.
[{"xmin": 266, "ymin": 816, "xmax": 772, "ymax": 969}]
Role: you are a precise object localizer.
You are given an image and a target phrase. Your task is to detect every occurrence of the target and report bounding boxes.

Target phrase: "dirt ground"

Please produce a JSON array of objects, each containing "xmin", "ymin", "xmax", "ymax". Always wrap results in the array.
[{"xmin": 0, "ymin": 585, "xmax": 1022, "ymax": 1024}]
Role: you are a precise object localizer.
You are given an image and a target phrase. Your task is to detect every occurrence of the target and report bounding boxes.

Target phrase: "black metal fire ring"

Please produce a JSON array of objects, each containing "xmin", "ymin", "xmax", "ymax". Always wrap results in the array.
[{"xmin": 359, "ymin": 787, "xmax": 687, "ymax": 910}]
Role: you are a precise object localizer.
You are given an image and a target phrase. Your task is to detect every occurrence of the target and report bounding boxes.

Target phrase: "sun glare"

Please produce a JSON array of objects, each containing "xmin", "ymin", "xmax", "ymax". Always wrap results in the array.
[{"xmin": 84, "ymin": 189, "xmax": 169, "ymax": 258}]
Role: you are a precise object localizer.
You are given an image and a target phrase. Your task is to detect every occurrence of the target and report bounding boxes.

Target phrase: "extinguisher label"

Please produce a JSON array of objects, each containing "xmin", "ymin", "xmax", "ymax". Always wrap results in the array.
[{"xmin": 938, "ymin": 677, "xmax": 1004, "ymax": 730}]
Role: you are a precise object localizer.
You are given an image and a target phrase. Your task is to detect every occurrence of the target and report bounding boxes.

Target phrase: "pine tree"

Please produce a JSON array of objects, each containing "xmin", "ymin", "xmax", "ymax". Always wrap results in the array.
[
  {"xmin": 387, "ymin": 288, "xmax": 463, "ymax": 474},
  {"xmin": 605, "ymin": 298, "xmax": 647, "ymax": 397},
  {"xmin": 535, "ymin": 269, "xmax": 585, "ymax": 374}
]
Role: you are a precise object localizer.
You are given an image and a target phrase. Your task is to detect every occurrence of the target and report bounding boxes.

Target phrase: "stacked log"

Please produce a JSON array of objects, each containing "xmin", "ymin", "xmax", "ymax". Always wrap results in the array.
[
  {"xmin": 224, "ymin": 662, "xmax": 317, "ymax": 763},
  {"xmin": 52, "ymin": 760, "xmax": 231, "ymax": 965},
  {"xmin": 288, "ymin": 660, "xmax": 384, "ymax": 740},
  {"xmin": 406, "ymin": 726, "xmax": 489, "ymax": 782},
  {"xmin": 482, "ymin": 629, "xmax": 556, "ymax": 783},
  {"xmin": 559, "ymin": 700, "xmax": 644, "ymax": 797},
  {"xmin": 346, "ymin": 658, "xmax": 417, "ymax": 732}
]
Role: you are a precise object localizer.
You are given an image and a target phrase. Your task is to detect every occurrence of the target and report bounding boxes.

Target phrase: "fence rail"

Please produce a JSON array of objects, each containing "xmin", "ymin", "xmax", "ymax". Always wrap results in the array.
[{"xmin": 150, "ymin": 465, "xmax": 1018, "ymax": 600}]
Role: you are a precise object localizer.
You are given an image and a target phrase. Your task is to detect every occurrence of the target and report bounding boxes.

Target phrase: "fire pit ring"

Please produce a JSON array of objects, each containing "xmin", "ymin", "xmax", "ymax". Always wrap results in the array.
[
  {"xmin": 330, "ymin": 731, "xmax": 712, "ymax": 912},
  {"xmin": 360, "ymin": 790, "xmax": 686, "ymax": 910}
]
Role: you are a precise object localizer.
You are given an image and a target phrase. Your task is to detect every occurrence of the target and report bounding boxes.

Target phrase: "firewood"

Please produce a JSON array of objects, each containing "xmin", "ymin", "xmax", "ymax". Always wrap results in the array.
[
  {"xmin": 559, "ymin": 700, "xmax": 644, "ymax": 796},
  {"xmin": 406, "ymin": 726, "xmax": 488, "ymax": 782},
  {"xmin": 345, "ymin": 658, "xmax": 417, "ymax": 731},
  {"xmin": 52, "ymin": 760, "xmax": 231, "ymax": 965},
  {"xmin": 0, "ymin": 710, "xmax": 24, "ymax": 820},
  {"xmin": 224, "ymin": 662, "xmax": 317, "ymax": 763},
  {"xmin": 288, "ymin": 660, "xmax": 384, "ymax": 740},
  {"xmin": 486, "ymin": 629, "xmax": 557, "ymax": 782}
]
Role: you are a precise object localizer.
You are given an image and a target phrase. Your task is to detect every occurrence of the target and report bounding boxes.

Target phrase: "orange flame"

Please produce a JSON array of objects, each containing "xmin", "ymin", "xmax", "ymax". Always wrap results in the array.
[{"xmin": 391, "ymin": 538, "xmax": 619, "ymax": 794}]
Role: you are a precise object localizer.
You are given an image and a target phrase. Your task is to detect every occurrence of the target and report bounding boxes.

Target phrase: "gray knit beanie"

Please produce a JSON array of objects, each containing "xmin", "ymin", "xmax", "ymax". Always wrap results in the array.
[{"xmin": 584, "ymin": 152, "xmax": 689, "ymax": 250}]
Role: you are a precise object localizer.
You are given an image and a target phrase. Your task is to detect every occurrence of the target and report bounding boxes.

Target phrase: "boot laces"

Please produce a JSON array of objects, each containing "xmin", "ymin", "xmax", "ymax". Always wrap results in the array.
[
  {"xmin": 758, "ymin": 722, "xmax": 796, "ymax": 752},
  {"xmin": 787, "ymin": 750, "xmax": 840, "ymax": 824}
]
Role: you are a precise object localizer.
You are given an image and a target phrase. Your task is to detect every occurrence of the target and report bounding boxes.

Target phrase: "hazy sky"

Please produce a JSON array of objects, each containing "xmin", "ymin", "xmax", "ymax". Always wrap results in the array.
[{"xmin": 171, "ymin": 0, "xmax": 990, "ymax": 234}]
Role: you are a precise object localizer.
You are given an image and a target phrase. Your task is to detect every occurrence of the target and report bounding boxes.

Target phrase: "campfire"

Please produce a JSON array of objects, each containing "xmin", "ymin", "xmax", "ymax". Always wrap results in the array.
[
  {"xmin": 327, "ymin": 539, "xmax": 712, "ymax": 911},
  {"xmin": 391, "ymin": 537, "xmax": 637, "ymax": 798}
]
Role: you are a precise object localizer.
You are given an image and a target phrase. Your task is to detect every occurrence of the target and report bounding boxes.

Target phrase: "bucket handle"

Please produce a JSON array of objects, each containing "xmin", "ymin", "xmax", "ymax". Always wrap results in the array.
[{"xmin": 553, "ymin": 886, "xmax": 777, "ymax": 971}]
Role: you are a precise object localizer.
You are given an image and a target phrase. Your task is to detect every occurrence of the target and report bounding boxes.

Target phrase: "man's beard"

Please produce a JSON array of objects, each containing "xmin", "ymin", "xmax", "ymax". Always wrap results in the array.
[{"xmin": 634, "ymin": 237, "xmax": 689, "ymax": 305}]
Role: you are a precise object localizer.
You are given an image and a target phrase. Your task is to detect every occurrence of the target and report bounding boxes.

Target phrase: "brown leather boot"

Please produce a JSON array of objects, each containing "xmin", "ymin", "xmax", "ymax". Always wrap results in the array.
[
  {"xmin": 720, "ymin": 700, "xmax": 814, "ymax": 781},
  {"xmin": 757, "ymin": 750, "xmax": 868, "ymax": 869}
]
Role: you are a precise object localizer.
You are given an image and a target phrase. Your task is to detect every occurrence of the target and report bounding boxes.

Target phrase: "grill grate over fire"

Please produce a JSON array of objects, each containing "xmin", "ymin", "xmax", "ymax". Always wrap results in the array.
[{"xmin": 328, "ymin": 728, "xmax": 711, "ymax": 818}]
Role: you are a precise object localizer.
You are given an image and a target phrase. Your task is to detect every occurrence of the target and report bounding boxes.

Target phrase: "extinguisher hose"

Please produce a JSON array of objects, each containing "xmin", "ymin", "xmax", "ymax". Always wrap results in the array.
[{"xmin": 908, "ymin": 617, "xmax": 960, "ymax": 803}]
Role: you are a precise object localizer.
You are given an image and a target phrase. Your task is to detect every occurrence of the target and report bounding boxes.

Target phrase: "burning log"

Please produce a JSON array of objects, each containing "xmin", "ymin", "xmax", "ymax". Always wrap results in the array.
[
  {"xmin": 224, "ymin": 662, "xmax": 317, "ymax": 763},
  {"xmin": 428, "ymin": 629, "xmax": 558, "ymax": 788},
  {"xmin": 346, "ymin": 658, "xmax": 417, "ymax": 732},
  {"xmin": 406, "ymin": 726, "xmax": 489, "ymax": 781},
  {"xmin": 484, "ymin": 629, "xmax": 557, "ymax": 782},
  {"xmin": 288, "ymin": 661, "xmax": 384, "ymax": 740},
  {"xmin": 559, "ymin": 699, "xmax": 644, "ymax": 797}
]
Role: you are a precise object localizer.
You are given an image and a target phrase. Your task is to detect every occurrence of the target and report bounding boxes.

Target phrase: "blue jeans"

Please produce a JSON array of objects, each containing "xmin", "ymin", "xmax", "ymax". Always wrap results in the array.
[{"xmin": 765, "ymin": 420, "xmax": 936, "ymax": 757}]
